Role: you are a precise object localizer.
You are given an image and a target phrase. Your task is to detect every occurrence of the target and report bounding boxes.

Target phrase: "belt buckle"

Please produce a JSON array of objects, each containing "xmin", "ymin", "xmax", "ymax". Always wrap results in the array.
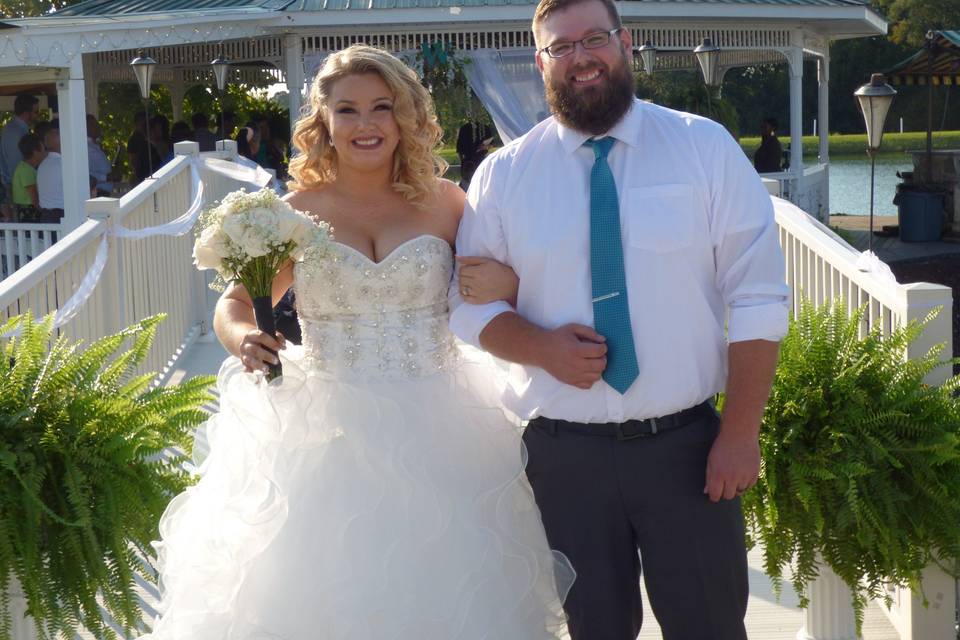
[{"xmin": 616, "ymin": 420, "xmax": 648, "ymax": 441}]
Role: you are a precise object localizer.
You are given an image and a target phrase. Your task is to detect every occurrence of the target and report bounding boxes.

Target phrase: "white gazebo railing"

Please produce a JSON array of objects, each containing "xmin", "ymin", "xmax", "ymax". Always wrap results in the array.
[
  {"xmin": 775, "ymin": 195, "xmax": 954, "ymax": 640},
  {"xmin": 0, "ymin": 141, "xmax": 249, "ymax": 382}
]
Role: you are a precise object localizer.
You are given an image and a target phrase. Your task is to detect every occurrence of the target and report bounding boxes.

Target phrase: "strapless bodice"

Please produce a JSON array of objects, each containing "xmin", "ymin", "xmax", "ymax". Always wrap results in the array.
[{"xmin": 293, "ymin": 235, "xmax": 459, "ymax": 378}]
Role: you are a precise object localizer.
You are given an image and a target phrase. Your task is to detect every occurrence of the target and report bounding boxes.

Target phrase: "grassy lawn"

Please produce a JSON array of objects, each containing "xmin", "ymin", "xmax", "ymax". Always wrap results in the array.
[{"xmin": 739, "ymin": 131, "xmax": 960, "ymax": 159}]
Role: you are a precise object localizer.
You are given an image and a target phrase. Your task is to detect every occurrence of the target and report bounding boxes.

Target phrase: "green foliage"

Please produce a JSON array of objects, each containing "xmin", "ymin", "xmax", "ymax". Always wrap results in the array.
[
  {"xmin": 744, "ymin": 298, "xmax": 960, "ymax": 633},
  {"xmin": 415, "ymin": 49, "xmax": 495, "ymax": 148},
  {"xmin": 872, "ymin": 0, "xmax": 960, "ymax": 47},
  {"xmin": 636, "ymin": 70, "xmax": 740, "ymax": 138},
  {"xmin": 0, "ymin": 314, "xmax": 214, "ymax": 639}
]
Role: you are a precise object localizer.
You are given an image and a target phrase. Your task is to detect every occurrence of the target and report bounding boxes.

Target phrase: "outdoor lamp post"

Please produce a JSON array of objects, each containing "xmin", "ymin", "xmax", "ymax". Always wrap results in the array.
[
  {"xmin": 130, "ymin": 50, "xmax": 156, "ymax": 178},
  {"xmin": 855, "ymin": 73, "xmax": 897, "ymax": 253},
  {"xmin": 693, "ymin": 38, "xmax": 721, "ymax": 87},
  {"xmin": 211, "ymin": 54, "xmax": 231, "ymax": 149},
  {"xmin": 637, "ymin": 41, "xmax": 657, "ymax": 76}
]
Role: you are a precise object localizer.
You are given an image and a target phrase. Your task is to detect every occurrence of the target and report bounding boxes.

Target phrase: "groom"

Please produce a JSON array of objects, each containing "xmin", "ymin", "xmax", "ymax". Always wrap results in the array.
[{"xmin": 449, "ymin": 0, "xmax": 789, "ymax": 637}]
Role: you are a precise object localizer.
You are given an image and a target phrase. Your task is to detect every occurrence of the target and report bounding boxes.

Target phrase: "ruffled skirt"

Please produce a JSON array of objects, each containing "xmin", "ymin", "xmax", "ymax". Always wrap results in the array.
[{"xmin": 141, "ymin": 346, "xmax": 572, "ymax": 639}]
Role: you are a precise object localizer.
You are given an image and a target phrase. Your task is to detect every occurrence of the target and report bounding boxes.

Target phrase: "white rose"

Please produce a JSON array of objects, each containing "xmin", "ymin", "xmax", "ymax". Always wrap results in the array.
[
  {"xmin": 275, "ymin": 210, "xmax": 300, "ymax": 244},
  {"xmin": 221, "ymin": 214, "xmax": 249, "ymax": 248},
  {"xmin": 238, "ymin": 228, "xmax": 270, "ymax": 258}
]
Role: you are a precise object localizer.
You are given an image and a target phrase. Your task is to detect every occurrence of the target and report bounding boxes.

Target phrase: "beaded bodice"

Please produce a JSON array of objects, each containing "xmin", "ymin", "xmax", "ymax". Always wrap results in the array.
[{"xmin": 293, "ymin": 235, "xmax": 459, "ymax": 379}]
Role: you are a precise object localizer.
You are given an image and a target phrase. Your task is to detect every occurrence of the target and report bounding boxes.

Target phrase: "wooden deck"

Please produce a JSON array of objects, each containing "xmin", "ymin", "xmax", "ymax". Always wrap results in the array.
[{"xmin": 829, "ymin": 214, "xmax": 960, "ymax": 263}]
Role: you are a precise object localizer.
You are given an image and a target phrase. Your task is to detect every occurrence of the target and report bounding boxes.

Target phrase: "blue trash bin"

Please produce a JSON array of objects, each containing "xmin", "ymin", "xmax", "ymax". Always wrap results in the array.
[{"xmin": 896, "ymin": 189, "xmax": 944, "ymax": 242}]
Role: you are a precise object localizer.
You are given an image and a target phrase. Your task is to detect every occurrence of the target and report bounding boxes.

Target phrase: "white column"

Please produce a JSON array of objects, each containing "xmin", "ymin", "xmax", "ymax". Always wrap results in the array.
[
  {"xmin": 817, "ymin": 54, "xmax": 830, "ymax": 165},
  {"xmin": 82, "ymin": 54, "xmax": 98, "ymax": 118},
  {"xmin": 169, "ymin": 75, "xmax": 186, "ymax": 123},
  {"xmin": 284, "ymin": 33, "xmax": 305, "ymax": 143},
  {"xmin": 798, "ymin": 562, "xmax": 857, "ymax": 640},
  {"xmin": 56, "ymin": 57, "xmax": 92, "ymax": 233},
  {"xmin": 787, "ymin": 45, "xmax": 804, "ymax": 195}
]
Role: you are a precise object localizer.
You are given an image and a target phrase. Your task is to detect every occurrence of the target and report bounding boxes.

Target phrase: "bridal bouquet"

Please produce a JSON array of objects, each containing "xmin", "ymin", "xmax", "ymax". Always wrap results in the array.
[{"xmin": 193, "ymin": 188, "xmax": 330, "ymax": 380}]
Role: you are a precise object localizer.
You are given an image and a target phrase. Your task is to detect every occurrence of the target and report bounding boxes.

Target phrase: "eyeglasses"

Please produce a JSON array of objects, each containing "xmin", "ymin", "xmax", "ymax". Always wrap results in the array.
[{"xmin": 538, "ymin": 28, "xmax": 623, "ymax": 59}]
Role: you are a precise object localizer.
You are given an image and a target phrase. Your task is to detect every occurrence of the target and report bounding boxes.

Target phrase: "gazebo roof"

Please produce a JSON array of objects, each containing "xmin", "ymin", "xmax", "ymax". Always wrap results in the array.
[
  {"xmin": 887, "ymin": 30, "xmax": 960, "ymax": 86},
  {"xmin": 50, "ymin": 0, "xmax": 872, "ymax": 13}
]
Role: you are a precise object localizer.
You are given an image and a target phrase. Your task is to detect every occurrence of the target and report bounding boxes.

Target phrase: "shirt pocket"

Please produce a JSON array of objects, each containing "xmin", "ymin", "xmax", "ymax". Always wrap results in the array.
[{"xmin": 625, "ymin": 184, "xmax": 696, "ymax": 253}]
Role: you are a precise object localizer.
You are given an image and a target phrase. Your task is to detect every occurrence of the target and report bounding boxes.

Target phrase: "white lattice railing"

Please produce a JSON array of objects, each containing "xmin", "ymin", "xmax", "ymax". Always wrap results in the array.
[
  {"xmin": 775, "ymin": 196, "xmax": 956, "ymax": 640},
  {"xmin": 0, "ymin": 140, "xmax": 249, "ymax": 383}
]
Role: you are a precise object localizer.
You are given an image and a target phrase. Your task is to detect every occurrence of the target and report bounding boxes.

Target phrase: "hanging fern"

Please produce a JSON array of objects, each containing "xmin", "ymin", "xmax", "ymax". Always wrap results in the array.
[
  {"xmin": 743, "ymin": 298, "xmax": 960, "ymax": 633},
  {"xmin": 0, "ymin": 313, "xmax": 215, "ymax": 640}
]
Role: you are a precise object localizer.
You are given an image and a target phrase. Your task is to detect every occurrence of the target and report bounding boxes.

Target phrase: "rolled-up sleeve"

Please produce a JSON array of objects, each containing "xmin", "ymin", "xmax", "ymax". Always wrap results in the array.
[
  {"xmin": 448, "ymin": 157, "xmax": 516, "ymax": 348},
  {"xmin": 705, "ymin": 125, "xmax": 790, "ymax": 343}
]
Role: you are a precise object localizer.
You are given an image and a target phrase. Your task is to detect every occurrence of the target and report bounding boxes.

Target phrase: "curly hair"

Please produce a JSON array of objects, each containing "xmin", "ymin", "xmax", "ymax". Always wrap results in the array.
[{"xmin": 287, "ymin": 45, "xmax": 447, "ymax": 207}]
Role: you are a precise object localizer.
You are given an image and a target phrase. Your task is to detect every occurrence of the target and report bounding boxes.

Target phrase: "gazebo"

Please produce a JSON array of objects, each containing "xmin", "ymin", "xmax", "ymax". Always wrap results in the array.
[{"xmin": 0, "ymin": 0, "xmax": 886, "ymax": 228}]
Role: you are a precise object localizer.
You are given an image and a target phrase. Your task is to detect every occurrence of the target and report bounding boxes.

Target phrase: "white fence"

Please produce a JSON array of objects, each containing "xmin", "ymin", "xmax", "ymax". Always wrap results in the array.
[
  {"xmin": 762, "ymin": 164, "xmax": 830, "ymax": 223},
  {"xmin": 0, "ymin": 140, "xmax": 249, "ymax": 382},
  {"xmin": 775, "ymin": 196, "xmax": 956, "ymax": 640}
]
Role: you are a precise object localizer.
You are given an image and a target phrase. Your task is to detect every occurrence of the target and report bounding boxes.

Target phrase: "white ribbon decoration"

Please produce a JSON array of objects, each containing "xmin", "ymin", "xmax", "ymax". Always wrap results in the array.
[
  {"xmin": 1, "ymin": 156, "xmax": 272, "ymax": 339},
  {"xmin": 855, "ymin": 249, "xmax": 898, "ymax": 284}
]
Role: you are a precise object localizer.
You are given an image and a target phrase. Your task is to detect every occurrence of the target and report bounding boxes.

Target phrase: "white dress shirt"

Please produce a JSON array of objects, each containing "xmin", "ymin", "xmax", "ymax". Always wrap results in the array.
[
  {"xmin": 37, "ymin": 151, "xmax": 64, "ymax": 210},
  {"xmin": 88, "ymin": 138, "xmax": 113, "ymax": 193},
  {"xmin": 449, "ymin": 99, "xmax": 789, "ymax": 423}
]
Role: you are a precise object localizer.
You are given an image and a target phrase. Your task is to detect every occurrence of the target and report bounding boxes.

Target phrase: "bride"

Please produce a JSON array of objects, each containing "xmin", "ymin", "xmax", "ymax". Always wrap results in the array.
[{"xmin": 141, "ymin": 45, "xmax": 572, "ymax": 639}]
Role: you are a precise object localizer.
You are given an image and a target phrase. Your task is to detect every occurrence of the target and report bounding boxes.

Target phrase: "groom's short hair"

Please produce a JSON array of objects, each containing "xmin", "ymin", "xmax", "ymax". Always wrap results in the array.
[{"xmin": 533, "ymin": 0, "xmax": 621, "ymax": 34}]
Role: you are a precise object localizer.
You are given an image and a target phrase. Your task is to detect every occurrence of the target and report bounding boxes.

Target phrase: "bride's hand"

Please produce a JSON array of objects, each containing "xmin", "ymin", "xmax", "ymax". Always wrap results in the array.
[
  {"xmin": 238, "ymin": 329, "xmax": 287, "ymax": 374},
  {"xmin": 456, "ymin": 256, "xmax": 518, "ymax": 306}
]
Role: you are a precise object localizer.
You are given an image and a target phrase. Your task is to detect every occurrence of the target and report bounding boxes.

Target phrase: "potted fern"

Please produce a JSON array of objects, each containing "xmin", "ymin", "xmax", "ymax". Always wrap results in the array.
[
  {"xmin": 0, "ymin": 313, "xmax": 215, "ymax": 640},
  {"xmin": 743, "ymin": 298, "xmax": 960, "ymax": 634}
]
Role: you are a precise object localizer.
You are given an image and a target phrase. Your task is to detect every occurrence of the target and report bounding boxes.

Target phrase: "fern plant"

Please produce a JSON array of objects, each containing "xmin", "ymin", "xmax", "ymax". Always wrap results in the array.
[
  {"xmin": 743, "ymin": 298, "xmax": 960, "ymax": 633},
  {"xmin": 0, "ymin": 313, "xmax": 215, "ymax": 640}
]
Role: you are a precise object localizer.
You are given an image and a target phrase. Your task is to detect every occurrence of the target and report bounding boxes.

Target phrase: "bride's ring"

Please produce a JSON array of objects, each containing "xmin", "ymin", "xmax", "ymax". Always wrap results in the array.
[{"xmin": 461, "ymin": 286, "xmax": 471, "ymax": 297}]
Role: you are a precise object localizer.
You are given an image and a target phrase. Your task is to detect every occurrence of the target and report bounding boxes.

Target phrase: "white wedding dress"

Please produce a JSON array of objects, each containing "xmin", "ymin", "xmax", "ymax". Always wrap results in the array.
[{"xmin": 142, "ymin": 234, "xmax": 573, "ymax": 639}]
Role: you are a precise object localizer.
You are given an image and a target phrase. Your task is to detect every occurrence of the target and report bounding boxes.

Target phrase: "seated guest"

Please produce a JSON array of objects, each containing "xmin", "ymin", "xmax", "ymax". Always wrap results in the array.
[
  {"xmin": 171, "ymin": 120, "xmax": 192, "ymax": 145},
  {"xmin": 86, "ymin": 114, "xmax": 114, "ymax": 197},
  {"xmin": 753, "ymin": 117, "xmax": 783, "ymax": 174},
  {"xmin": 192, "ymin": 113, "xmax": 217, "ymax": 152},
  {"xmin": 37, "ymin": 128, "xmax": 64, "ymax": 222},
  {"xmin": 11, "ymin": 133, "xmax": 46, "ymax": 222}
]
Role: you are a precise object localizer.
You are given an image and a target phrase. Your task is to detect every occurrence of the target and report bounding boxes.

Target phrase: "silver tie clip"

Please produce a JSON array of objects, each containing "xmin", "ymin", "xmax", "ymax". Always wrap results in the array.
[{"xmin": 592, "ymin": 291, "xmax": 620, "ymax": 303}]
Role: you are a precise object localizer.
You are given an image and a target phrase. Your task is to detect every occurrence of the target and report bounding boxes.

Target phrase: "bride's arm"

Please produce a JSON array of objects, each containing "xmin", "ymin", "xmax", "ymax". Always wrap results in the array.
[
  {"xmin": 214, "ymin": 261, "xmax": 294, "ymax": 372},
  {"xmin": 456, "ymin": 256, "xmax": 518, "ymax": 306}
]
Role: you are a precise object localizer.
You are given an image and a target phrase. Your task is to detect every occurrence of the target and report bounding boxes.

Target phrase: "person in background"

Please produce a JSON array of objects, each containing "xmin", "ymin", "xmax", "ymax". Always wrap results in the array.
[
  {"xmin": 455, "ymin": 120, "xmax": 493, "ymax": 189},
  {"xmin": 1, "ymin": 94, "xmax": 40, "ymax": 201},
  {"xmin": 255, "ymin": 115, "xmax": 287, "ymax": 178},
  {"xmin": 151, "ymin": 115, "xmax": 173, "ymax": 164},
  {"xmin": 37, "ymin": 127, "xmax": 63, "ymax": 222},
  {"xmin": 192, "ymin": 112, "xmax": 217, "ymax": 152},
  {"xmin": 216, "ymin": 109, "xmax": 236, "ymax": 142},
  {"xmin": 753, "ymin": 117, "xmax": 783, "ymax": 174},
  {"xmin": 11, "ymin": 133, "xmax": 45, "ymax": 221},
  {"xmin": 86, "ymin": 114, "xmax": 114, "ymax": 197},
  {"xmin": 235, "ymin": 123, "xmax": 262, "ymax": 163},
  {"xmin": 127, "ymin": 112, "xmax": 160, "ymax": 185},
  {"xmin": 171, "ymin": 120, "xmax": 192, "ymax": 146}
]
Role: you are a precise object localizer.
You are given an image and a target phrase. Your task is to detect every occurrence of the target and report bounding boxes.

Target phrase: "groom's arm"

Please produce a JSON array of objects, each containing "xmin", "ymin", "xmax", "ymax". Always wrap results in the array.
[
  {"xmin": 448, "ymin": 154, "xmax": 607, "ymax": 390},
  {"xmin": 478, "ymin": 314, "xmax": 607, "ymax": 390}
]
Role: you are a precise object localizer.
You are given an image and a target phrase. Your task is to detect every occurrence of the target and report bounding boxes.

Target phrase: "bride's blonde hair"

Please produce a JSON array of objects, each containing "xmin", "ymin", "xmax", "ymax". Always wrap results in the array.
[{"xmin": 287, "ymin": 45, "xmax": 447, "ymax": 206}]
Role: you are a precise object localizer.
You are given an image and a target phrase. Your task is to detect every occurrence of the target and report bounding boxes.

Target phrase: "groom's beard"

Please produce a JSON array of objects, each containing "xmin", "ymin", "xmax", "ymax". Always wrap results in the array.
[{"xmin": 545, "ymin": 51, "xmax": 636, "ymax": 136}]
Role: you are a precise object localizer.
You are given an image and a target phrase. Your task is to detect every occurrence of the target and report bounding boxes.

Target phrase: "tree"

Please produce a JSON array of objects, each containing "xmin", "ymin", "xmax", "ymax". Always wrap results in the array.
[
  {"xmin": 0, "ymin": 0, "xmax": 75, "ymax": 17},
  {"xmin": 872, "ymin": 0, "xmax": 960, "ymax": 46}
]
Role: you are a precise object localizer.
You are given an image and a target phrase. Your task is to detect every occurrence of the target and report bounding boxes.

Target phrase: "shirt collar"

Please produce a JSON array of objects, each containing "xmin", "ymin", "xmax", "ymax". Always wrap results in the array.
[{"xmin": 556, "ymin": 98, "xmax": 643, "ymax": 155}]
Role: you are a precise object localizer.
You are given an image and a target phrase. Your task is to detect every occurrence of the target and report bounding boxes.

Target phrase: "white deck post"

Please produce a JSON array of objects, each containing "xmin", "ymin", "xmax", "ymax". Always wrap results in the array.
[
  {"xmin": 56, "ymin": 56, "xmax": 92, "ymax": 233},
  {"xmin": 798, "ymin": 562, "xmax": 857, "ymax": 640},
  {"xmin": 817, "ymin": 53, "xmax": 829, "ymax": 165},
  {"xmin": 284, "ymin": 33, "xmax": 305, "ymax": 143},
  {"xmin": 85, "ymin": 197, "xmax": 123, "ymax": 336},
  {"xmin": 787, "ymin": 39, "xmax": 804, "ymax": 207}
]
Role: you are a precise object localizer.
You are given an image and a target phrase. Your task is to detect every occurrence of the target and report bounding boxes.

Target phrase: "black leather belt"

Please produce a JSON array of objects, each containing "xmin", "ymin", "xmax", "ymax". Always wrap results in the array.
[{"xmin": 529, "ymin": 401, "xmax": 715, "ymax": 441}]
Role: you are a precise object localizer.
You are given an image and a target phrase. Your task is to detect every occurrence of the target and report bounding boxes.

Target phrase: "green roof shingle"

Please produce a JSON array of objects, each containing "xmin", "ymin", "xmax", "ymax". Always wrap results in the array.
[{"xmin": 50, "ymin": 0, "xmax": 869, "ymax": 15}]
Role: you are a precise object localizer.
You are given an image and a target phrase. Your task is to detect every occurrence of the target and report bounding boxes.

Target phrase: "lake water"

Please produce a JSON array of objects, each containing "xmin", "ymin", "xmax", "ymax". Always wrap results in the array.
[{"xmin": 828, "ymin": 154, "xmax": 913, "ymax": 217}]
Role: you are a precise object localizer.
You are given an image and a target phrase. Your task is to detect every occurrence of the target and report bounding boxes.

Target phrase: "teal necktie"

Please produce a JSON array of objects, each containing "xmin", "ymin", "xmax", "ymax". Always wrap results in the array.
[{"xmin": 586, "ymin": 137, "xmax": 639, "ymax": 394}]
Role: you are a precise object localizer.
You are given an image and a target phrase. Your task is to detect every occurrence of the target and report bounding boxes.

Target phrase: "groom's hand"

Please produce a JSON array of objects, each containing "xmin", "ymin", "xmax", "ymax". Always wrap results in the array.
[{"xmin": 538, "ymin": 324, "xmax": 607, "ymax": 390}]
